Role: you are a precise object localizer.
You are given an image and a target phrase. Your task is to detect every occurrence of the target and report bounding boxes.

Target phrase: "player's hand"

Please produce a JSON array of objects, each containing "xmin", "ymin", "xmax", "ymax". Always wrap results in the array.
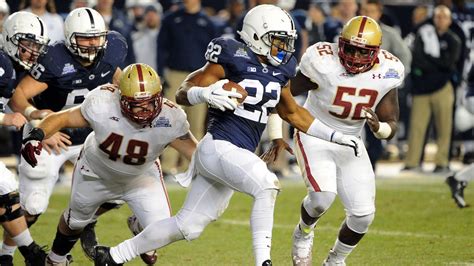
[
  {"xmin": 42, "ymin": 132, "xmax": 72, "ymax": 155},
  {"xmin": 260, "ymin": 138, "xmax": 294, "ymax": 163},
  {"xmin": 21, "ymin": 128, "xmax": 45, "ymax": 168},
  {"xmin": 362, "ymin": 107, "xmax": 380, "ymax": 133},
  {"xmin": 29, "ymin": 109, "xmax": 52, "ymax": 120},
  {"xmin": 331, "ymin": 132, "xmax": 362, "ymax": 157},
  {"xmin": 2, "ymin": 113, "xmax": 27, "ymax": 130},
  {"xmin": 203, "ymin": 79, "xmax": 242, "ymax": 111}
]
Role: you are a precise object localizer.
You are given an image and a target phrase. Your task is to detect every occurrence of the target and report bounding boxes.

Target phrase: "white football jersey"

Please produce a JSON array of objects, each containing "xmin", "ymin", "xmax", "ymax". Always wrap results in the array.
[
  {"xmin": 300, "ymin": 42, "xmax": 405, "ymax": 135},
  {"xmin": 80, "ymin": 84, "xmax": 189, "ymax": 180}
]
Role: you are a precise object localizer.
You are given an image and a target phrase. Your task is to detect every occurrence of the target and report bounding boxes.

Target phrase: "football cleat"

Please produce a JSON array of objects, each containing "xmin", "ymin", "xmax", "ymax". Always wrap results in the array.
[
  {"xmin": 94, "ymin": 246, "xmax": 123, "ymax": 266},
  {"xmin": 19, "ymin": 242, "xmax": 48, "ymax": 266},
  {"xmin": 262, "ymin": 259, "xmax": 272, "ymax": 266},
  {"xmin": 127, "ymin": 215, "xmax": 157, "ymax": 265},
  {"xmin": 322, "ymin": 250, "xmax": 346, "ymax": 266},
  {"xmin": 81, "ymin": 221, "xmax": 98, "ymax": 259},
  {"xmin": 446, "ymin": 176, "xmax": 469, "ymax": 208},
  {"xmin": 0, "ymin": 255, "xmax": 13, "ymax": 266},
  {"xmin": 291, "ymin": 225, "xmax": 314, "ymax": 266}
]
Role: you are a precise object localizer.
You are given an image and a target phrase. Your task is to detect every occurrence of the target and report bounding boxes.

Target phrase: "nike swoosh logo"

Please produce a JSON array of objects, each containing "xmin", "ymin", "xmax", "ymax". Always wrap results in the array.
[
  {"xmin": 272, "ymin": 71, "xmax": 281, "ymax": 76},
  {"xmin": 101, "ymin": 71, "xmax": 111, "ymax": 77}
]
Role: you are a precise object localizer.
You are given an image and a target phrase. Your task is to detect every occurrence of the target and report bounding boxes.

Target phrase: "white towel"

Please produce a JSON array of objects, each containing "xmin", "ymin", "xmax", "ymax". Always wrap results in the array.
[{"xmin": 419, "ymin": 24, "xmax": 440, "ymax": 58}]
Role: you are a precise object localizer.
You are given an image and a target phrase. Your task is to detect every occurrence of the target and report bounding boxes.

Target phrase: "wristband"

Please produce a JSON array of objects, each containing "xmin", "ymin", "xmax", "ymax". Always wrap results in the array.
[
  {"xmin": 374, "ymin": 122, "xmax": 392, "ymax": 139},
  {"xmin": 22, "ymin": 127, "xmax": 45, "ymax": 143},
  {"xmin": 187, "ymin": 86, "xmax": 206, "ymax": 105},
  {"xmin": 267, "ymin": 113, "xmax": 283, "ymax": 140},
  {"xmin": 24, "ymin": 106, "xmax": 38, "ymax": 119},
  {"xmin": 0, "ymin": 113, "xmax": 4, "ymax": 124},
  {"xmin": 306, "ymin": 119, "xmax": 336, "ymax": 142}
]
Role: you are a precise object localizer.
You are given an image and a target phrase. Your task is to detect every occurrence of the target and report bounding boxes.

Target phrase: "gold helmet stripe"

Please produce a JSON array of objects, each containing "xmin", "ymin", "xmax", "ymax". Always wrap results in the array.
[
  {"xmin": 136, "ymin": 64, "xmax": 145, "ymax": 92},
  {"xmin": 357, "ymin": 16, "xmax": 368, "ymax": 38}
]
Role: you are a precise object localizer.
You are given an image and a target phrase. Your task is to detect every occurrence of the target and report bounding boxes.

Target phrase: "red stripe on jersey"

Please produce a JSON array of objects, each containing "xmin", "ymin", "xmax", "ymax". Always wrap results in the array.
[
  {"xmin": 155, "ymin": 161, "xmax": 172, "ymax": 216},
  {"xmin": 296, "ymin": 131, "xmax": 321, "ymax": 192},
  {"xmin": 357, "ymin": 17, "xmax": 368, "ymax": 38},
  {"xmin": 136, "ymin": 64, "xmax": 145, "ymax": 92}
]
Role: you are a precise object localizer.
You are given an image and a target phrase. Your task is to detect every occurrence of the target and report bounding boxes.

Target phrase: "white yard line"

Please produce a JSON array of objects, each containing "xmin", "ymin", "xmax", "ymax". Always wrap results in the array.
[{"xmin": 219, "ymin": 219, "xmax": 472, "ymax": 240}]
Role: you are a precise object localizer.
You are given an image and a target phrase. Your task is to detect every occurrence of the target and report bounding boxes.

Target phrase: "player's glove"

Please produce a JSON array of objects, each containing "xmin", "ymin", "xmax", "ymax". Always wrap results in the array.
[
  {"xmin": 330, "ymin": 131, "xmax": 362, "ymax": 157},
  {"xmin": 187, "ymin": 79, "xmax": 242, "ymax": 111},
  {"xmin": 21, "ymin": 128, "xmax": 45, "ymax": 168}
]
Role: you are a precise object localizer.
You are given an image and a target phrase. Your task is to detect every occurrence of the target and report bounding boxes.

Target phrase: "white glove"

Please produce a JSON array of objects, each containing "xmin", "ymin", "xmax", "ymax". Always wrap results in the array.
[
  {"xmin": 187, "ymin": 79, "xmax": 242, "ymax": 111},
  {"xmin": 331, "ymin": 132, "xmax": 363, "ymax": 157}
]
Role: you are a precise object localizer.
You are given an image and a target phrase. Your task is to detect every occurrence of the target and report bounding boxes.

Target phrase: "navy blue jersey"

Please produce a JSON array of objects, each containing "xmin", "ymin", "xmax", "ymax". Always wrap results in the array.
[
  {"xmin": 205, "ymin": 37, "xmax": 297, "ymax": 151},
  {"xmin": 30, "ymin": 31, "xmax": 127, "ymax": 144},
  {"xmin": 0, "ymin": 51, "xmax": 28, "ymax": 112},
  {"xmin": 31, "ymin": 31, "xmax": 127, "ymax": 111}
]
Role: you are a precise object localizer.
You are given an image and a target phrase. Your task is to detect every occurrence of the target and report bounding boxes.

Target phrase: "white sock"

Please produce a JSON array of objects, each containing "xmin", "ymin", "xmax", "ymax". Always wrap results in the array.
[
  {"xmin": 47, "ymin": 252, "xmax": 67, "ymax": 263},
  {"xmin": 11, "ymin": 230, "xmax": 33, "ymax": 247},
  {"xmin": 0, "ymin": 243, "xmax": 16, "ymax": 256},
  {"xmin": 455, "ymin": 164, "xmax": 474, "ymax": 182},
  {"xmin": 250, "ymin": 189, "xmax": 277, "ymax": 265},
  {"xmin": 111, "ymin": 217, "xmax": 183, "ymax": 263},
  {"xmin": 329, "ymin": 239, "xmax": 356, "ymax": 262}
]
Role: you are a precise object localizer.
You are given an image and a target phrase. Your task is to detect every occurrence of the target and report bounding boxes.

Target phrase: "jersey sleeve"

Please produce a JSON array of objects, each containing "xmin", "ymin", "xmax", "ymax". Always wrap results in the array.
[
  {"xmin": 31, "ymin": 43, "xmax": 64, "ymax": 83},
  {"xmin": 102, "ymin": 31, "xmax": 128, "ymax": 69}
]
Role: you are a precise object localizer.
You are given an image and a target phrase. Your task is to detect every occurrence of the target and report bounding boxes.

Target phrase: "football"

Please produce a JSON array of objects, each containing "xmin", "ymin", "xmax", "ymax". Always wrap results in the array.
[{"xmin": 222, "ymin": 80, "xmax": 248, "ymax": 104}]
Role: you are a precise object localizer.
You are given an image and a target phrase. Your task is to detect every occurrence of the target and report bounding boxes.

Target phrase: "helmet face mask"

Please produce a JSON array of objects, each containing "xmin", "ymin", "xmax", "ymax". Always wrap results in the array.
[
  {"xmin": 65, "ymin": 8, "xmax": 107, "ymax": 63},
  {"xmin": 238, "ymin": 4, "xmax": 297, "ymax": 66},
  {"xmin": 119, "ymin": 64, "xmax": 163, "ymax": 125},
  {"xmin": 69, "ymin": 32, "xmax": 107, "ymax": 62},
  {"xmin": 3, "ymin": 12, "xmax": 49, "ymax": 70},
  {"xmin": 338, "ymin": 16, "xmax": 381, "ymax": 74}
]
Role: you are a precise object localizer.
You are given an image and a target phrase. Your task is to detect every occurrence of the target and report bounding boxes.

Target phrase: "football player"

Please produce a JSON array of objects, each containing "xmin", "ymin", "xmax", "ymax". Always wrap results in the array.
[
  {"xmin": 8, "ymin": 7, "xmax": 127, "ymax": 262},
  {"xmin": 286, "ymin": 16, "xmax": 404, "ymax": 265},
  {"xmin": 21, "ymin": 63, "xmax": 197, "ymax": 265},
  {"xmin": 0, "ymin": 11, "xmax": 50, "ymax": 265},
  {"xmin": 93, "ymin": 5, "xmax": 363, "ymax": 266}
]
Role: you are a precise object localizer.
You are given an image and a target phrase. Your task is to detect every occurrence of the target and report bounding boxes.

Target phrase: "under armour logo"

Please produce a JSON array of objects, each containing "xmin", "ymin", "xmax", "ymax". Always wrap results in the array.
[
  {"xmin": 372, "ymin": 74, "xmax": 382, "ymax": 79},
  {"xmin": 109, "ymin": 116, "xmax": 120, "ymax": 121}
]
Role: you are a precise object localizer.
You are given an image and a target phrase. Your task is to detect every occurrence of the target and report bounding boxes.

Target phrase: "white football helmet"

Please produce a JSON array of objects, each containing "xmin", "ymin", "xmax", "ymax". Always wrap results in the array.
[
  {"xmin": 64, "ymin": 7, "xmax": 107, "ymax": 62},
  {"xmin": 238, "ymin": 4, "xmax": 297, "ymax": 66},
  {"xmin": 2, "ymin": 11, "xmax": 49, "ymax": 70}
]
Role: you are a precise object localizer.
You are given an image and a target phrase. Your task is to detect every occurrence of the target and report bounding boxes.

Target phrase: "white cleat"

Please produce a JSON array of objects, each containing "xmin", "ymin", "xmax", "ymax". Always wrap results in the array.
[
  {"xmin": 291, "ymin": 225, "xmax": 314, "ymax": 266},
  {"xmin": 322, "ymin": 250, "xmax": 346, "ymax": 266}
]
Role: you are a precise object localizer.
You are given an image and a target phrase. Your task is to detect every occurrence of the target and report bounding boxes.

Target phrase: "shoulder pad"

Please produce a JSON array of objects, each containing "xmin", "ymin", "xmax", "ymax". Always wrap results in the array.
[
  {"xmin": 378, "ymin": 49, "xmax": 405, "ymax": 88},
  {"xmin": 102, "ymin": 31, "xmax": 128, "ymax": 67},
  {"xmin": 300, "ymin": 42, "xmax": 338, "ymax": 80},
  {"xmin": 205, "ymin": 37, "xmax": 249, "ymax": 65},
  {"xmin": 0, "ymin": 52, "xmax": 15, "ymax": 98},
  {"xmin": 34, "ymin": 42, "xmax": 72, "ymax": 81}
]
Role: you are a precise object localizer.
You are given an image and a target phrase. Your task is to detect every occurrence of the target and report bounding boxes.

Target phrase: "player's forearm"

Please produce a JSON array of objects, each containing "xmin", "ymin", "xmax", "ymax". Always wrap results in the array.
[
  {"xmin": 9, "ymin": 88, "xmax": 32, "ymax": 116},
  {"xmin": 38, "ymin": 112, "xmax": 68, "ymax": 139}
]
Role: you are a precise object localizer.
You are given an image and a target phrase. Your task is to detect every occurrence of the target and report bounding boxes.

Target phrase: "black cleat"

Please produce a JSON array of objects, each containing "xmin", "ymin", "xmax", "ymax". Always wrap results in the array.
[
  {"xmin": 94, "ymin": 246, "xmax": 123, "ymax": 266},
  {"xmin": 262, "ymin": 260, "xmax": 272, "ymax": 266},
  {"xmin": 19, "ymin": 242, "xmax": 48, "ymax": 266},
  {"xmin": 446, "ymin": 176, "xmax": 469, "ymax": 208},
  {"xmin": 0, "ymin": 255, "xmax": 13, "ymax": 266},
  {"xmin": 81, "ymin": 221, "xmax": 98, "ymax": 259}
]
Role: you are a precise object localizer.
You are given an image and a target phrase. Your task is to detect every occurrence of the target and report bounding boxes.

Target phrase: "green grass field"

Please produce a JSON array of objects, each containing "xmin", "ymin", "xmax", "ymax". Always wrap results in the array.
[{"xmin": 13, "ymin": 177, "xmax": 474, "ymax": 265}]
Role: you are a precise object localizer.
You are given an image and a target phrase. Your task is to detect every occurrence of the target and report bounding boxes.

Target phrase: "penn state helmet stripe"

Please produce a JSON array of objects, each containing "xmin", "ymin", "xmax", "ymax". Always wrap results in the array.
[
  {"xmin": 85, "ymin": 8, "xmax": 95, "ymax": 28},
  {"xmin": 357, "ymin": 16, "xmax": 368, "ymax": 38},
  {"xmin": 136, "ymin": 64, "xmax": 145, "ymax": 92},
  {"xmin": 36, "ymin": 16, "xmax": 44, "ymax": 36}
]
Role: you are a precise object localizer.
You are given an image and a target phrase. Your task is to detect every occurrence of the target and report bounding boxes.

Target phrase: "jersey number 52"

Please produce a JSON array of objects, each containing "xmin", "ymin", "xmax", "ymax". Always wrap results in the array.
[{"xmin": 330, "ymin": 86, "xmax": 378, "ymax": 120}]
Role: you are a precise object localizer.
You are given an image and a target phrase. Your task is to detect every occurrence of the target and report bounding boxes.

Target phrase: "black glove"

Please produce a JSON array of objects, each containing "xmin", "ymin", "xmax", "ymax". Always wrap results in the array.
[{"xmin": 21, "ymin": 128, "xmax": 45, "ymax": 168}]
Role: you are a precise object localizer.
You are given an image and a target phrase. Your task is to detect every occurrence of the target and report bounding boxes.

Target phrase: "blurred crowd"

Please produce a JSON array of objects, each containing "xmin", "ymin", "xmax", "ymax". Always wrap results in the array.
[{"xmin": 0, "ymin": 0, "xmax": 474, "ymax": 176}]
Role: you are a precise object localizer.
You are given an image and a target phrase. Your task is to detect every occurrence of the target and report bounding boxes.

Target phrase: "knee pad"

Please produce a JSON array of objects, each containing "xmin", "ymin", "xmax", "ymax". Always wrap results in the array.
[
  {"xmin": 0, "ymin": 192, "xmax": 24, "ymax": 222},
  {"xmin": 22, "ymin": 191, "xmax": 49, "ymax": 215},
  {"xmin": 175, "ymin": 209, "xmax": 213, "ymax": 241},
  {"xmin": 304, "ymin": 191, "xmax": 336, "ymax": 218},
  {"xmin": 346, "ymin": 213, "xmax": 375, "ymax": 234}
]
